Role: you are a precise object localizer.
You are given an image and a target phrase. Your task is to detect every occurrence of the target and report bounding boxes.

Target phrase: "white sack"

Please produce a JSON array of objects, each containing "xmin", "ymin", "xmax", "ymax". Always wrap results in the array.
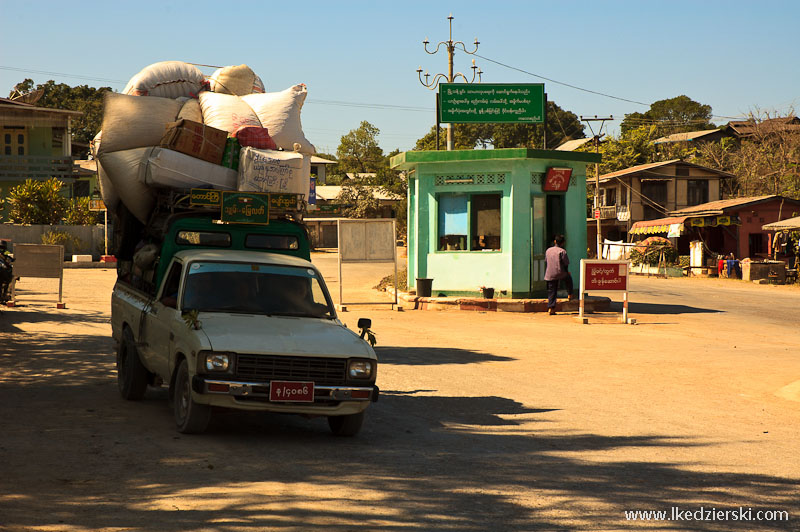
[
  {"xmin": 123, "ymin": 61, "xmax": 205, "ymax": 99},
  {"xmin": 238, "ymin": 147, "xmax": 310, "ymax": 196},
  {"xmin": 198, "ymin": 91, "xmax": 261, "ymax": 133},
  {"xmin": 97, "ymin": 148, "xmax": 156, "ymax": 224},
  {"xmin": 177, "ymin": 98, "xmax": 203, "ymax": 123},
  {"xmin": 242, "ymin": 85, "xmax": 315, "ymax": 154},
  {"xmin": 208, "ymin": 64, "xmax": 265, "ymax": 95},
  {"xmin": 142, "ymin": 147, "xmax": 237, "ymax": 190},
  {"xmin": 98, "ymin": 93, "xmax": 181, "ymax": 156},
  {"xmin": 95, "ymin": 158, "xmax": 120, "ymax": 212}
]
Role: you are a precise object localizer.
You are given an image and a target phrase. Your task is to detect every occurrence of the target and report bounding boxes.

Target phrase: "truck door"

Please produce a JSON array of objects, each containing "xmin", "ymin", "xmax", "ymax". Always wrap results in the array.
[{"xmin": 141, "ymin": 260, "xmax": 183, "ymax": 380}]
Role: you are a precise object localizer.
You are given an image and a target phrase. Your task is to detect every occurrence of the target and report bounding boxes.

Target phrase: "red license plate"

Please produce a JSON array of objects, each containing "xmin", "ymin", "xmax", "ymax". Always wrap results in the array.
[{"xmin": 269, "ymin": 381, "xmax": 314, "ymax": 402}]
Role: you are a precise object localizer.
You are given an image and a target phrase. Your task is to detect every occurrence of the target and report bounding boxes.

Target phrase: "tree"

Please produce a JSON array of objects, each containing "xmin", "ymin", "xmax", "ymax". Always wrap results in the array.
[
  {"xmin": 694, "ymin": 111, "xmax": 800, "ymax": 198},
  {"xmin": 336, "ymin": 182, "xmax": 382, "ymax": 218},
  {"xmin": 7, "ymin": 178, "xmax": 69, "ymax": 225},
  {"xmin": 414, "ymin": 101, "xmax": 585, "ymax": 150},
  {"xmin": 336, "ymin": 121, "xmax": 385, "ymax": 174},
  {"xmin": 620, "ymin": 95, "xmax": 715, "ymax": 136},
  {"xmin": 9, "ymin": 79, "xmax": 112, "ymax": 145}
]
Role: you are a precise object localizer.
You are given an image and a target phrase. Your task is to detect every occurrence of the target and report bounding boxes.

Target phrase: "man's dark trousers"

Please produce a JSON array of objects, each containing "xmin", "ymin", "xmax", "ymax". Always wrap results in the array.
[{"xmin": 547, "ymin": 274, "xmax": 573, "ymax": 308}]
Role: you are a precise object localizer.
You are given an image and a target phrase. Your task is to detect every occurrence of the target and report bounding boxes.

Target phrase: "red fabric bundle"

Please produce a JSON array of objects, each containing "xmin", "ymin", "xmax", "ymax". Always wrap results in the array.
[{"xmin": 232, "ymin": 126, "xmax": 278, "ymax": 150}]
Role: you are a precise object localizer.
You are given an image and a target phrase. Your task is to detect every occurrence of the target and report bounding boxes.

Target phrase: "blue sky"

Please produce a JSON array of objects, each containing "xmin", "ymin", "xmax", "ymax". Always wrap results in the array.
[{"xmin": 2, "ymin": 0, "xmax": 799, "ymax": 154}]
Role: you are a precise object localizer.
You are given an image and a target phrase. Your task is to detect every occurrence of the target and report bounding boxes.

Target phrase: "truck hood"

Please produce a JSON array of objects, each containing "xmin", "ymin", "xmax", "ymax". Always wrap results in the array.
[{"xmin": 197, "ymin": 314, "xmax": 375, "ymax": 359}]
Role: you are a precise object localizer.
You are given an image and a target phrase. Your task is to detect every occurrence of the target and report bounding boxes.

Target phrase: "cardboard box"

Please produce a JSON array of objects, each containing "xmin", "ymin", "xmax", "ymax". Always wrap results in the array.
[{"xmin": 160, "ymin": 119, "xmax": 227, "ymax": 165}]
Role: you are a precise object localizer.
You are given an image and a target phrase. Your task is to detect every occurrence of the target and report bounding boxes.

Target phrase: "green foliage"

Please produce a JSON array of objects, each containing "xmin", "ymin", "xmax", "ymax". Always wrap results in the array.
[
  {"xmin": 414, "ymin": 101, "xmax": 585, "ymax": 150},
  {"xmin": 8, "ymin": 178, "xmax": 69, "ymax": 224},
  {"xmin": 336, "ymin": 182, "xmax": 382, "ymax": 218},
  {"xmin": 620, "ymin": 95, "xmax": 715, "ymax": 136},
  {"xmin": 336, "ymin": 121, "xmax": 386, "ymax": 174},
  {"xmin": 630, "ymin": 237, "xmax": 678, "ymax": 266},
  {"xmin": 11, "ymin": 79, "xmax": 111, "ymax": 145},
  {"xmin": 64, "ymin": 197, "xmax": 99, "ymax": 225},
  {"xmin": 41, "ymin": 230, "xmax": 83, "ymax": 250},
  {"xmin": 374, "ymin": 268, "xmax": 408, "ymax": 292}
]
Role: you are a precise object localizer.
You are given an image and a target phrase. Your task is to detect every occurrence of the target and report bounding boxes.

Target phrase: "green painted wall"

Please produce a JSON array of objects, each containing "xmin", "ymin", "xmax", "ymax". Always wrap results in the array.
[{"xmin": 392, "ymin": 149, "xmax": 599, "ymax": 298}]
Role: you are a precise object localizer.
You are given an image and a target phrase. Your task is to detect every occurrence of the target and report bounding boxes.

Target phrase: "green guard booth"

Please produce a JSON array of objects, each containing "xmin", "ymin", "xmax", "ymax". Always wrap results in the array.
[{"xmin": 390, "ymin": 148, "xmax": 601, "ymax": 298}]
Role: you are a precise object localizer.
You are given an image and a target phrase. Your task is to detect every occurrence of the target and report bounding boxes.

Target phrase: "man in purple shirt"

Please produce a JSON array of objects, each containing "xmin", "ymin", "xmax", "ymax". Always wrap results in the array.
[{"xmin": 544, "ymin": 234, "xmax": 574, "ymax": 315}]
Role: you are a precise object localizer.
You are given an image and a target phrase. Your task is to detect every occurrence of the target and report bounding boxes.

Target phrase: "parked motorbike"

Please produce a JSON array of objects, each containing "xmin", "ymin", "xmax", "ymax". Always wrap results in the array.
[{"xmin": 0, "ymin": 242, "xmax": 13, "ymax": 304}]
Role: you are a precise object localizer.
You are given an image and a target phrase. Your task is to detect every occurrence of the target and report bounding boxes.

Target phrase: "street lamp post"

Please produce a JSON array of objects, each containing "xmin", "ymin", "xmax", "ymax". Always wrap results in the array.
[{"xmin": 417, "ymin": 14, "xmax": 482, "ymax": 151}]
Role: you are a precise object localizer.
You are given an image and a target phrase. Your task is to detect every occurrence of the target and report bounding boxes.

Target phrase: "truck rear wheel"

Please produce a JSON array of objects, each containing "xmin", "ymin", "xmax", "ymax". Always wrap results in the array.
[
  {"xmin": 117, "ymin": 327, "xmax": 148, "ymax": 400},
  {"xmin": 327, "ymin": 411, "xmax": 365, "ymax": 437},
  {"xmin": 173, "ymin": 359, "xmax": 211, "ymax": 434}
]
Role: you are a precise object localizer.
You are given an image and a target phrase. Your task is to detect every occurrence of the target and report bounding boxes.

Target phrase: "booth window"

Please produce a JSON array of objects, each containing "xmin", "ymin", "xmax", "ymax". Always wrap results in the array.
[
  {"xmin": 471, "ymin": 194, "xmax": 501, "ymax": 250},
  {"xmin": 438, "ymin": 194, "xmax": 468, "ymax": 251},
  {"xmin": 437, "ymin": 193, "xmax": 501, "ymax": 251}
]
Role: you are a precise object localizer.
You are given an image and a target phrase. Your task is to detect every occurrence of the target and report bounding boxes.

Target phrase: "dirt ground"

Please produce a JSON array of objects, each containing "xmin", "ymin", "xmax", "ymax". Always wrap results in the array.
[{"xmin": 1, "ymin": 261, "xmax": 799, "ymax": 531}]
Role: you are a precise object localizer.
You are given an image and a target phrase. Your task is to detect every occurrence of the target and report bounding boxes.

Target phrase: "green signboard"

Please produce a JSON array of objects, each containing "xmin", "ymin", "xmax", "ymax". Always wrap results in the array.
[
  {"xmin": 221, "ymin": 191, "xmax": 269, "ymax": 224},
  {"xmin": 269, "ymin": 193, "xmax": 299, "ymax": 211},
  {"xmin": 438, "ymin": 83, "xmax": 545, "ymax": 124},
  {"xmin": 190, "ymin": 188, "xmax": 222, "ymax": 207}
]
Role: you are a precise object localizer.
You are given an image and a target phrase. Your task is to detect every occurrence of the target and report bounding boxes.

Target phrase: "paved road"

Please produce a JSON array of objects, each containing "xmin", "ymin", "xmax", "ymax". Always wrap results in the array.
[{"xmin": 1, "ymin": 268, "xmax": 799, "ymax": 531}]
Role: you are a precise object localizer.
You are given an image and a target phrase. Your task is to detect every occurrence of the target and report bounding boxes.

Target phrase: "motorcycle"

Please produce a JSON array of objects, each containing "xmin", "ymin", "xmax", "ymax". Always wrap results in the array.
[{"xmin": 0, "ymin": 242, "xmax": 13, "ymax": 305}]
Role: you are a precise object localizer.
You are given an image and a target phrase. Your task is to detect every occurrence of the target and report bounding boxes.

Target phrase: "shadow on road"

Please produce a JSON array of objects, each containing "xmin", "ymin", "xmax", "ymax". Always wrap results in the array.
[
  {"xmin": 376, "ymin": 346, "xmax": 516, "ymax": 365},
  {"xmin": 610, "ymin": 301, "xmax": 723, "ymax": 315},
  {"xmin": 1, "ymin": 312, "xmax": 797, "ymax": 531}
]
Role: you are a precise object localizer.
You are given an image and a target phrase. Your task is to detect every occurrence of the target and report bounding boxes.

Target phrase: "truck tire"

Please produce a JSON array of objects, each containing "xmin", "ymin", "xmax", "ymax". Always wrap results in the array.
[
  {"xmin": 117, "ymin": 327, "xmax": 148, "ymax": 400},
  {"xmin": 173, "ymin": 359, "xmax": 211, "ymax": 434},
  {"xmin": 328, "ymin": 411, "xmax": 365, "ymax": 437}
]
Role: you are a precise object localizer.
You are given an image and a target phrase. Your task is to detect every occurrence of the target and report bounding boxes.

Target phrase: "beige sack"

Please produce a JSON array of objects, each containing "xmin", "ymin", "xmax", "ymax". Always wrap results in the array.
[
  {"xmin": 209, "ymin": 64, "xmax": 265, "ymax": 95},
  {"xmin": 177, "ymin": 98, "xmax": 203, "ymax": 123},
  {"xmin": 97, "ymin": 148, "xmax": 156, "ymax": 224},
  {"xmin": 242, "ymin": 85, "xmax": 315, "ymax": 154},
  {"xmin": 123, "ymin": 61, "xmax": 205, "ymax": 99},
  {"xmin": 98, "ymin": 93, "xmax": 182, "ymax": 156},
  {"xmin": 198, "ymin": 91, "xmax": 261, "ymax": 133},
  {"xmin": 238, "ymin": 147, "xmax": 310, "ymax": 196}
]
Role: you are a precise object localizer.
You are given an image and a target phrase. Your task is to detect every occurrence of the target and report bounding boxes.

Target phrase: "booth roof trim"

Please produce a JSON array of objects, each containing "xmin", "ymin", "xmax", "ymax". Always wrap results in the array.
[{"xmin": 390, "ymin": 148, "xmax": 601, "ymax": 170}]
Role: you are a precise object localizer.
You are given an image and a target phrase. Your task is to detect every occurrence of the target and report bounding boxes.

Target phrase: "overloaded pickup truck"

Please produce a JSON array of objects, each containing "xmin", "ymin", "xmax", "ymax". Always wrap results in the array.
[{"xmin": 110, "ymin": 199, "xmax": 378, "ymax": 436}]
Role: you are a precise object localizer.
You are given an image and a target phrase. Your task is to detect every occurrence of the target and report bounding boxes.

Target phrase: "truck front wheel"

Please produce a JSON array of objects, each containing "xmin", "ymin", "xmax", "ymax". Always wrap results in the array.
[
  {"xmin": 117, "ymin": 327, "xmax": 148, "ymax": 400},
  {"xmin": 327, "ymin": 411, "xmax": 365, "ymax": 437},
  {"xmin": 173, "ymin": 359, "xmax": 211, "ymax": 434}
]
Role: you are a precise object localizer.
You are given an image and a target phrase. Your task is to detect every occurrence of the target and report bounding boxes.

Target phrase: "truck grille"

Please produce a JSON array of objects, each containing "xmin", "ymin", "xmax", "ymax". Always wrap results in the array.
[{"xmin": 236, "ymin": 354, "xmax": 347, "ymax": 385}]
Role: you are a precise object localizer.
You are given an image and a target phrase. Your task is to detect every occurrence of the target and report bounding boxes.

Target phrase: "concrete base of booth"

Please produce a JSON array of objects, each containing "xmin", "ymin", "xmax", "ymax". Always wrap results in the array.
[{"xmin": 389, "ymin": 288, "xmax": 610, "ymax": 314}]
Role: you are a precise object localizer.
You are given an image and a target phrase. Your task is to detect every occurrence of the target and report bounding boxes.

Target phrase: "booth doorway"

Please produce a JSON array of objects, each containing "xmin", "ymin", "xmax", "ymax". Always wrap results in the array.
[{"xmin": 545, "ymin": 194, "xmax": 565, "ymax": 247}]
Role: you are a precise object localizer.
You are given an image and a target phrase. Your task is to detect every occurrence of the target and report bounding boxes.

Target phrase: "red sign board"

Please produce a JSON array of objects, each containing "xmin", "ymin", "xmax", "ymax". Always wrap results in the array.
[
  {"xmin": 543, "ymin": 167, "xmax": 572, "ymax": 191},
  {"xmin": 594, "ymin": 209, "xmax": 601, "ymax": 219},
  {"xmin": 584, "ymin": 262, "xmax": 628, "ymax": 291},
  {"xmin": 270, "ymin": 381, "xmax": 314, "ymax": 402}
]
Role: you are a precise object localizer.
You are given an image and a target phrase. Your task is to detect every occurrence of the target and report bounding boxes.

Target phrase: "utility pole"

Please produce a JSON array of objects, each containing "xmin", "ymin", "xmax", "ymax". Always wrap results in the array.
[
  {"xmin": 417, "ymin": 14, "xmax": 482, "ymax": 151},
  {"xmin": 580, "ymin": 115, "xmax": 614, "ymax": 258}
]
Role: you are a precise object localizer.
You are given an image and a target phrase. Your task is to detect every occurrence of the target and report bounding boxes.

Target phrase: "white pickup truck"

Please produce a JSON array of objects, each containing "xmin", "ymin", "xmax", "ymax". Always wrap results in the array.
[{"xmin": 111, "ymin": 247, "xmax": 378, "ymax": 436}]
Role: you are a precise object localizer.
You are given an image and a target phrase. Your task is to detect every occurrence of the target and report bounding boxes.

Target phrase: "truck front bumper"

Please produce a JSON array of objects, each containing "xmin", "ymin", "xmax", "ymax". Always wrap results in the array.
[{"xmin": 192, "ymin": 376, "xmax": 379, "ymax": 404}]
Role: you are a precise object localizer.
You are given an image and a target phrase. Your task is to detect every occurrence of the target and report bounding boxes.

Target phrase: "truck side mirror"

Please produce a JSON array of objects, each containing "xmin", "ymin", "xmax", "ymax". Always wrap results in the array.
[{"xmin": 357, "ymin": 318, "xmax": 371, "ymax": 330}]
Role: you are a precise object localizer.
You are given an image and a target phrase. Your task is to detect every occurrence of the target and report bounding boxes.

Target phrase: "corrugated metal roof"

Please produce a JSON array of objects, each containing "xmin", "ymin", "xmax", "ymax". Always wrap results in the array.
[
  {"xmin": 652, "ymin": 129, "xmax": 722, "ymax": 144},
  {"xmin": 315, "ymin": 185, "xmax": 403, "ymax": 202},
  {"xmin": 762, "ymin": 215, "xmax": 800, "ymax": 231},
  {"xmin": 555, "ymin": 138, "xmax": 593, "ymax": 151},
  {"xmin": 669, "ymin": 195, "xmax": 800, "ymax": 215},
  {"xmin": 599, "ymin": 159, "xmax": 735, "ymax": 182}
]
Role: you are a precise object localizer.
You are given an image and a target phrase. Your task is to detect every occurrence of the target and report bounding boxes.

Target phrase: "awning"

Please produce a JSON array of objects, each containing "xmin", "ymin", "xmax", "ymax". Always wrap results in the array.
[
  {"xmin": 630, "ymin": 216, "xmax": 688, "ymax": 235},
  {"xmin": 762, "ymin": 215, "xmax": 800, "ymax": 231}
]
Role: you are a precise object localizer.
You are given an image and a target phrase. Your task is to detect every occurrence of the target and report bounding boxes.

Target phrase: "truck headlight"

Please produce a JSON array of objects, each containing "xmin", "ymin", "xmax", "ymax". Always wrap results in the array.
[
  {"xmin": 348, "ymin": 359, "xmax": 374, "ymax": 379},
  {"xmin": 202, "ymin": 351, "xmax": 232, "ymax": 372}
]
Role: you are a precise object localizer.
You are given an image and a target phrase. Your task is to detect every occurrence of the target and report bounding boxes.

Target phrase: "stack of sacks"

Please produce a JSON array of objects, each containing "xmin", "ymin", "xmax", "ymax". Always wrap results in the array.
[{"xmin": 95, "ymin": 60, "xmax": 315, "ymax": 224}]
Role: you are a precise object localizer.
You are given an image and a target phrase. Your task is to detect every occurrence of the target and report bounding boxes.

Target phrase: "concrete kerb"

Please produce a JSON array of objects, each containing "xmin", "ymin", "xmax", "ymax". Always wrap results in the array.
[{"xmin": 385, "ymin": 287, "xmax": 611, "ymax": 314}]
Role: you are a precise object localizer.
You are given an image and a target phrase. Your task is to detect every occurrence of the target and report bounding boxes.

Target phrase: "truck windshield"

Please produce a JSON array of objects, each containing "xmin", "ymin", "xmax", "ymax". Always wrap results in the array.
[{"xmin": 181, "ymin": 262, "xmax": 334, "ymax": 318}]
